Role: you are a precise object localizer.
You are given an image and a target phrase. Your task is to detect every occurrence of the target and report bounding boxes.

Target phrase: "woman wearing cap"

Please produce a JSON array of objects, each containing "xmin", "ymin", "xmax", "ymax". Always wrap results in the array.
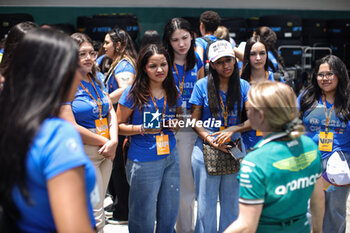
[
  {"xmin": 224, "ymin": 81, "xmax": 324, "ymax": 233},
  {"xmin": 189, "ymin": 40, "xmax": 251, "ymax": 233},
  {"xmin": 60, "ymin": 32, "xmax": 118, "ymax": 232},
  {"xmin": 299, "ymin": 55, "xmax": 350, "ymax": 233}
]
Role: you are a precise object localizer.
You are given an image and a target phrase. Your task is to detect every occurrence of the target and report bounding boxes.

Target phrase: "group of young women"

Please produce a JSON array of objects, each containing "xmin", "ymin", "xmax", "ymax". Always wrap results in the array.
[{"xmin": 0, "ymin": 15, "xmax": 349, "ymax": 233}]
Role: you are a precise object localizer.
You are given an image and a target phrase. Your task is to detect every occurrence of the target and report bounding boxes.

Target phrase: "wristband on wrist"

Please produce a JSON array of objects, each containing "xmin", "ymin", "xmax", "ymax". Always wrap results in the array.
[
  {"xmin": 140, "ymin": 125, "xmax": 144, "ymax": 136},
  {"xmin": 205, "ymin": 134, "xmax": 211, "ymax": 143}
]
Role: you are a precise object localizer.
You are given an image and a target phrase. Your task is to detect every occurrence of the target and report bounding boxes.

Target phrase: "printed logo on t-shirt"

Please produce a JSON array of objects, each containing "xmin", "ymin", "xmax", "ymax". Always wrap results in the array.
[
  {"xmin": 272, "ymin": 150, "xmax": 317, "ymax": 172},
  {"xmin": 274, "ymin": 173, "xmax": 320, "ymax": 195},
  {"xmin": 309, "ymin": 118, "xmax": 319, "ymax": 125},
  {"xmin": 65, "ymin": 138, "xmax": 81, "ymax": 154},
  {"xmin": 143, "ymin": 110, "xmax": 161, "ymax": 129}
]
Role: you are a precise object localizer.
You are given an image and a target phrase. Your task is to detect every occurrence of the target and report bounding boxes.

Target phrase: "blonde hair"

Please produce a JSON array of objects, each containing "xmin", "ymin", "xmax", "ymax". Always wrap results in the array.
[
  {"xmin": 248, "ymin": 81, "xmax": 304, "ymax": 139},
  {"xmin": 214, "ymin": 26, "xmax": 230, "ymax": 42}
]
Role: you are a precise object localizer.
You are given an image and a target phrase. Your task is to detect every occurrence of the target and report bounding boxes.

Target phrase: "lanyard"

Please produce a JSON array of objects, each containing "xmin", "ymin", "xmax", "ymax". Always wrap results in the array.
[
  {"xmin": 149, "ymin": 90, "xmax": 167, "ymax": 122},
  {"xmin": 80, "ymin": 75, "xmax": 103, "ymax": 120},
  {"xmin": 173, "ymin": 62, "xmax": 187, "ymax": 95},
  {"xmin": 219, "ymin": 93, "xmax": 228, "ymax": 128},
  {"xmin": 257, "ymin": 132, "xmax": 288, "ymax": 148},
  {"xmin": 250, "ymin": 71, "xmax": 268, "ymax": 82},
  {"xmin": 322, "ymin": 94, "xmax": 334, "ymax": 133}
]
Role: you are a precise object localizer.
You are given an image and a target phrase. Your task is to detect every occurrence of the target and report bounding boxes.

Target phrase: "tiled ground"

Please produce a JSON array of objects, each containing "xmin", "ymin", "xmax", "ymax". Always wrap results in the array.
[{"xmin": 104, "ymin": 195, "xmax": 350, "ymax": 233}]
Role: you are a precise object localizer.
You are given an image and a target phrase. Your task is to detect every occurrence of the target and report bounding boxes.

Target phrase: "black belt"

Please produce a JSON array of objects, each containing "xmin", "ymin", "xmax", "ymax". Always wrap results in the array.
[{"xmin": 260, "ymin": 215, "xmax": 305, "ymax": 227}]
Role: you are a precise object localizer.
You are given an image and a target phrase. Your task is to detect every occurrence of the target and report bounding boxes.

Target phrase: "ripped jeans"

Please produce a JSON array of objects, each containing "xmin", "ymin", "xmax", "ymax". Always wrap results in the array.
[{"xmin": 126, "ymin": 148, "xmax": 180, "ymax": 233}]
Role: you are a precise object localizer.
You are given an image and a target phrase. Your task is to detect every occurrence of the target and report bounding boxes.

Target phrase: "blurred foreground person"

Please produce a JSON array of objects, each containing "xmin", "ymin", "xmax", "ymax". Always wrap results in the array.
[{"xmin": 0, "ymin": 28, "xmax": 96, "ymax": 233}]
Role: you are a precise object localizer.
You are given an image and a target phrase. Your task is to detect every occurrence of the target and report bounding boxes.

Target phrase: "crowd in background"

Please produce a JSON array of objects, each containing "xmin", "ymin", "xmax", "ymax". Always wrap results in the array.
[{"xmin": 0, "ymin": 10, "xmax": 349, "ymax": 233}]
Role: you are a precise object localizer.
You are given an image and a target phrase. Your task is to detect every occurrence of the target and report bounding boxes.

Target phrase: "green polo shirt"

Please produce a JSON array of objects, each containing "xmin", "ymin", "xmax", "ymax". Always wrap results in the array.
[{"xmin": 239, "ymin": 134, "xmax": 322, "ymax": 233}]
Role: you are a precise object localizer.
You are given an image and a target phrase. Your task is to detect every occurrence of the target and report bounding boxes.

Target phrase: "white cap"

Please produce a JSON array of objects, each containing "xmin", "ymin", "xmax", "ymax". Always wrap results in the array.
[
  {"xmin": 326, "ymin": 151, "xmax": 350, "ymax": 186},
  {"xmin": 208, "ymin": 40, "xmax": 235, "ymax": 63}
]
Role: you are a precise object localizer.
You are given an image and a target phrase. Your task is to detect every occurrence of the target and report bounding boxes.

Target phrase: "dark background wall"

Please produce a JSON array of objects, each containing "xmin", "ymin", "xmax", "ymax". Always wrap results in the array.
[{"xmin": 1, "ymin": 7, "xmax": 350, "ymax": 39}]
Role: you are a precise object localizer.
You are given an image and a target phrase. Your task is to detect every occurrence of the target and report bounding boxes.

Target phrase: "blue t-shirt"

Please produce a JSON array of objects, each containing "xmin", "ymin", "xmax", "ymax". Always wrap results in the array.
[
  {"xmin": 195, "ymin": 35, "xmax": 217, "ymax": 63},
  {"xmin": 298, "ymin": 95, "xmax": 350, "ymax": 159},
  {"xmin": 189, "ymin": 76, "xmax": 250, "ymax": 132},
  {"xmin": 12, "ymin": 118, "xmax": 96, "ymax": 233},
  {"xmin": 96, "ymin": 54, "xmax": 105, "ymax": 66},
  {"xmin": 268, "ymin": 51, "xmax": 278, "ymax": 72},
  {"xmin": 72, "ymin": 72, "xmax": 109, "ymax": 129},
  {"xmin": 106, "ymin": 58, "xmax": 135, "ymax": 94},
  {"xmin": 172, "ymin": 52, "xmax": 203, "ymax": 109},
  {"xmin": 241, "ymin": 71, "xmax": 283, "ymax": 150},
  {"xmin": 119, "ymin": 85, "xmax": 183, "ymax": 162}
]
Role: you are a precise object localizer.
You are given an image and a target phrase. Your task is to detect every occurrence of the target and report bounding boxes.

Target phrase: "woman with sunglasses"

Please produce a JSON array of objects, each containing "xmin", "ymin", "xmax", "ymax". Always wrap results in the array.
[
  {"xmin": 60, "ymin": 32, "xmax": 118, "ymax": 232},
  {"xmin": 299, "ymin": 55, "xmax": 350, "ymax": 233}
]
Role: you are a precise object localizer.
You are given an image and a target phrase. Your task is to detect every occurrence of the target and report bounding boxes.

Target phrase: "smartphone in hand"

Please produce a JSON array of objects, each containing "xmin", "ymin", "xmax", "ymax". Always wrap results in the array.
[{"xmin": 228, "ymin": 146, "xmax": 245, "ymax": 160}]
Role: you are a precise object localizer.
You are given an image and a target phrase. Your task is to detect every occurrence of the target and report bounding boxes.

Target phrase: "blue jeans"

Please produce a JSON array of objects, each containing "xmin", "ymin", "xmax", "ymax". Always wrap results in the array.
[
  {"xmin": 322, "ymin": 154, "xmax": 350, "ymax": 233},
  {"xmin": 192, "ymin": 137, "xmax": 239, "ymax": 233},
  {"xmin": 126, "ymin": 148, "xmax": 180, "ymax": 233}
]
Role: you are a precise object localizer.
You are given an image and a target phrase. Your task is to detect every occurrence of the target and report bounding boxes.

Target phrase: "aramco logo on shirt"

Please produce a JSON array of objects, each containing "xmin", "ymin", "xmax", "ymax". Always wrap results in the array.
[{"xmin": 274, "ymin": 173, "xmax": 320, "ymax": 195}]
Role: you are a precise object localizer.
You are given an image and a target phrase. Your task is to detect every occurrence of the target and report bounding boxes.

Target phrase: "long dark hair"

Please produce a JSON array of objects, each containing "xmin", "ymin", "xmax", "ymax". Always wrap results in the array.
[
  {"xmin": 0, "ymin": 28, "xmax": 79, "ymax": 218},
  {"xmin": 241, "ymin": 35, "xmax": 270, "ymax": 82},
  {"xmin": 106, "ymin": 27, "xmax": 137, "ymax": 77},
  {"xmin": 163, "ymin": 17, "xmax": 196, "ymax": 71},
  {"xmin": 207, "ymin": 58, "xmax": 242, "ymax": 119},
  {"xmin": 0, "ymin": 21, "xmax": 37, "ymax": 76},
  {"xmin": 254, "ymin": 26, "xmax": 286, "ymax": 69},
  {"xmin": 129, "ymin": 44, "xmax": 179, "ymax": 110},
  {"xmin": 300, "ymin": 55, "xmax": 350, "ymax": 123},
  {"xmin": 139, "ymin": 30, "xmax": 160, "ymax": 51}
]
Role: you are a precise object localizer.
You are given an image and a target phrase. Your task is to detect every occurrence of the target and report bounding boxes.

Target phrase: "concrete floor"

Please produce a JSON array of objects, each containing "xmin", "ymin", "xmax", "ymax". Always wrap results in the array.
[{"xmin": 104, "ymin": 195, "xmax": 350, "ymax": 233}]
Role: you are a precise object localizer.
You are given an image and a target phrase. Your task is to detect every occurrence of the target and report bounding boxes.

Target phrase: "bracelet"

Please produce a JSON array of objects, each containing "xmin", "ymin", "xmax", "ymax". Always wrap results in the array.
[
  {"xmin": 205, "ymin": 134, "xmax": 211, "ymax": 143},
  {"xmin": 140, "ymin": 125, "xmax": 145, "ymax": 136},
  {"xmin": 140, "ymin": 125, "xmax": 146, "ymax": 136}
]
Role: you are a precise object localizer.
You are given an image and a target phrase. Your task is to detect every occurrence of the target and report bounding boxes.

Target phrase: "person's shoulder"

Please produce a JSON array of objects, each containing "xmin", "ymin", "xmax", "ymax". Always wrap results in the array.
[
  {"xmin": 241, "ymin": 151, "xmax": 264, "ymax": 172},
  {"xmin": 124, "ymin": 85, "xmax": 132, "ymax": 93},
  {"xmin": 119, "ymin": 85, "xmax": 133, "ymax": 104},
  {"xmin": 195, "ymin": 37, "xmax": 205, "ymax": 43},
  {"xmin": 208, "ymin": 35, "xmax": 217, "ymax": 41},
  {"xmin": 239, "ymin": 78, "xmax": 251, "ymax": 91},
  {"xmin": 41, "ymin": 117, "xmax": 77, "ymax": 136},
  {"xmin": 196, "ymin": 76, "xmax": 208, "ymax": 86},
  {"xmin": 240, "ymin": 78, "xmax": 250, "ymax": 86},
  {"xmin": 299, "ymin": 135, "xmax": 318, "ymax": 148},
  {"xmin": 96, "ymin": 71, "xmax": 106, "ymax": 82}
]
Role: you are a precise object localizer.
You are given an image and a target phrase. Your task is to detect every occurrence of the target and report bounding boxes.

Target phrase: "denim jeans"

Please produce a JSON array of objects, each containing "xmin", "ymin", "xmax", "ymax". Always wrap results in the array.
[
  {"xmin": 126, "ymin": 148, "xmax": 180, "ymax": 233},
  {"xmin": 322, "ymin": 153, "xmax": 350, "ymax": 233},
  {"xmin": 192, "ymin": 137, "xmax": 239, "ymax": 233}
]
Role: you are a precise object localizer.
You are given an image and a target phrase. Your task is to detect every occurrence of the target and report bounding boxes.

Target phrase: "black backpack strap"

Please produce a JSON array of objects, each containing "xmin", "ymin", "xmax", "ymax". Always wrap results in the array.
[{"xmin": 201, "ymin": 37, "xmax": 214, "ymax": 75}]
